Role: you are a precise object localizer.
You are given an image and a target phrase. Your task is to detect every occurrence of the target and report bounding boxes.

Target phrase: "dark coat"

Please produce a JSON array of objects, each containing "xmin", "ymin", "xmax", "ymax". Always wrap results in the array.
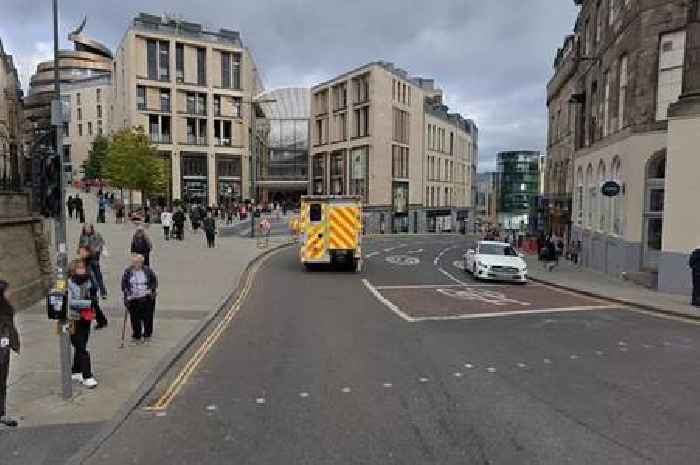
[
  {"xmin": 0, "ymin": 299, "xmax": 20, "ymax": 354},
  {"xmin": 203, "ymin": 217, "xmax": 216, "ymax": 234},
  {"xmin": 131, "ymin": 235, "xmax": 152, "ymax": 256},
  {"xmin": 121, "ymin": 266, "xmax": 158, "ymax": 304},
  {"xmin": 690, "ymin": 248, "xmax": 700, "ymax": 273}
]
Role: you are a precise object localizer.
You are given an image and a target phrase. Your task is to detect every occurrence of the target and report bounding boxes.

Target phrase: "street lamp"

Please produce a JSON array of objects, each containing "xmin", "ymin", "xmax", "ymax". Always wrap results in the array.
[{"xmin": 239, "ymin": 97, "xmax": 276, "ymax": 237}]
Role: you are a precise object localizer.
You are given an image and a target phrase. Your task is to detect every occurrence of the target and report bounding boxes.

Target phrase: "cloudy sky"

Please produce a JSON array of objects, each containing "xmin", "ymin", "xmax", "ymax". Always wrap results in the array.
[{"xmin": 0, "ymin": 0, "xmax": 578, "ymax": 171}]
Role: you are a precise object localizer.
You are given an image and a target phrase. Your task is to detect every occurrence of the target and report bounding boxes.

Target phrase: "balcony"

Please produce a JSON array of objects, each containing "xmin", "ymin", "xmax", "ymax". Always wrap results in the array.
[
  {"xmin": 214, "ymin": 137, "xmax": 232, "ymax": 147},
  {"xmin": 149, "ymin": 133, "xmax": 172, "ymax": 144},
  {"xmin": 180, "ymin": 107, "xmax": 207, "ymax": 116},
  {"xmin": 184, "ymin": 135, "xmax": 207, "ymax": 145}
]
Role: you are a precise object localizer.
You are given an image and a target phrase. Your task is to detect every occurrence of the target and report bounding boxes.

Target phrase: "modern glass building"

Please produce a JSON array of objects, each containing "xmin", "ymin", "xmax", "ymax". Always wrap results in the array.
[
  {"xmin": 255, "ymin": 87, "xmax": 310, "ymax": 206},
  {"xmin": 496, "ymin": 150, "xmax": 541, "ymax": 230}
]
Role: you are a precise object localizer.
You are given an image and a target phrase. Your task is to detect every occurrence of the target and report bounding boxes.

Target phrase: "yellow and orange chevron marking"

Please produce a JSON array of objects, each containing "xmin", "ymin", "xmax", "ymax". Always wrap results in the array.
[
  {"xmin": 328, "ymin": 206, "xmax": 361, "ymax": 250},
  {"xmin": 303, "ymin": 223, "xmax": 326, "ymax": 259}
]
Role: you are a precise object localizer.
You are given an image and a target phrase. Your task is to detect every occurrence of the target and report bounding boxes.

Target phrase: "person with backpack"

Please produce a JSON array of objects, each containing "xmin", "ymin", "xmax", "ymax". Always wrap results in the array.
[
  {"xmin": 131, "ymin": 227, "xmax": 153, "ymax": 267},
  {"xmin": 203, "ymin": 210, "xmax": 217, "ymax": 248},
  {"xmin": 173, "ymin": 208, "xmax": 186, "ymax": 241},
  {"xmin": 66, "ymin": 260, "xmax": 99, "ymax": 388},
  {"xmin": 121, "ymin": 254, "xmax": 158, "ymax": 343},
  {"xmin": 0, "ymin": 280, "xmax": 20, "ymax": 426}
]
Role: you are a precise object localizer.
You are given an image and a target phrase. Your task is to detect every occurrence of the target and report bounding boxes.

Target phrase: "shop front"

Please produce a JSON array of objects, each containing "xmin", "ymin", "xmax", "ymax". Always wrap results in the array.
[
  {"xmin": 216, "ymin": 155, "xmax": 242, "ymax": 207},
  {"xmin": 181, "ymin": 153, "xmax": 208, "ymax": 206}
]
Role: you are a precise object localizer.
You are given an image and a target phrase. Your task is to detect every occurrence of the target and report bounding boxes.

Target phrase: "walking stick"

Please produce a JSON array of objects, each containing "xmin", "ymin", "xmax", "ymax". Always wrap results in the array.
[{"xmin": 120, "ymin": 304, "xmax": 129, "ymax": 348}]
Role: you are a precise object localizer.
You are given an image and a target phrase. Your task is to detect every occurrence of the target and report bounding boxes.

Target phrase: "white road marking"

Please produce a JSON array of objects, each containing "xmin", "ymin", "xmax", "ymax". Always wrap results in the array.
[
  {"xmin": 365, "ymin": 252, "xmax": 379, "ymax": 258},
  {"xmin": 517, "ymin": 362, "xmax": 527, "ymax": 368},
  {"xmin": 618, "ymin": 341, "xmax": 627, "ymax": 346},
  {"xmin": 407, "ymin": 249, "xmax": 424, "ymax": 254},
  {"xmin": 386, "ymin": 255, "xmax": 421, "ymax": 266},
  {"xmin": 434, "ymin": 245, "xmax": 457, "ymax": 266},
  {"xmin": 543, "ymin": 358, "xmax": 552, "ymax": 364},
  {"xmin": 453, "ymin": 260, "xmax": 465, "ymax": 270},
  {"xmin": 595, "ymin": 350, "xmax": 604, "ymax": 356},
  {"xmin": 362, "ymin": 279, "xmax": 416, "ymax": 322},
  {"xmin": 155, "ymin": 411, "xmax": 167, "ymax": 417},
  {"xmin": 299, "ymin": 392, "xmax": 309, "ymax": 398},
  {"xmin": 374, "ymin": 284, "xmax": 503, "ymax": 290},
  {"xmin": 453, "ymin": 372, "xmax": 463, "ymax": 378},
  {"xmin": 419, "ymin": 377, "xmax": 429, "ymax": 383},
  {"xmin": 437, "ymin": 287, "xmax": 531, "ymax": 307},
  {"xmin": 409, "ymin": 305, "xmax": 621, "ymax": 322},
  {"xmin": 206, "ymin": 404, "xmax": 217, "ymax": 411},
  {"xmin": 341, "ymin": 387, "xmax": 351, "ymax": 393},
  {"xmin": 642, "ymin": 344, "xmax": 653, "ymax": 349},
  {"xmin": 619, "ymin": 347, "xmax": 629, "ymax": 352},
  {"xmin": 438, "ymin": 267, "xmax": 469, "ymax": 285},
  {"xmin": 383, "ymin": 383, "xmax": 393, "ymax": 389},
  {"xmin": 570, "ymin": 354, "xmax": 579, "ymax": 360},
  {"xmin": 255, "ymin": 398, "xmax": 266, "ymax": 405},
  {"xmin": 487, "ymin": 367, "xmax": 497, "ymax": 373},
  {"xmin": 464, "ymin": 363, "xmax": 474, "ymax": 369}
]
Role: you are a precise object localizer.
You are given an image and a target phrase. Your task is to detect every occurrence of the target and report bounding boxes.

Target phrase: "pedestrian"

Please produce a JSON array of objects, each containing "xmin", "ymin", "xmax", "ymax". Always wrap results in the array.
[
  {"xmin": 75, "ymin": 195, "xmax": 85, "ymax": 224},
  {"xmin": 77, "ymin": 246, "xmax": 109, "ymax": 329},
  {"xmin": 131, "ymin": 227, "xmax": 153, "ymax": 267},
  {"xmin": 144, "ymin": 205, "xmax": 151, "ymax": 227},
  {"xmin": 121, "ymin": 254, "xmax": 158, "ymax": 343},
  {"xmin": 97, "ymin": 195, "xmax": 107, "ymax": 223},
  {"xmin": 66, "ymin": 260, "xmax": 98, "ymax": 388},
  {"xmin": 203, "ymin": 211, "xmax": 216, "ymax": 248},
  {"xmin": 0, "ymin": 280, "xmax": 20, "ymax": 427},
  {"xmin": 543, "ymin": 239, "xmax": 558, "ymax": 272},
  {"xmin": 173, "ymin": 208, "xmax": 185, "ymax": 241},
  {"xmin": 689, "ymin": 246, "xmax": 700, "ymax": 307},
  {"xmin": 191, "ymin": 207, "xmax": 201, "ymax": 231},
  {"xmin": 78, "ymin": 225, "xmax": 108, "ymax": 297},
  {"xmin": 161, "ymin": 208, "xmax": 173, "ymax": 240},
  {"xmin": 67, "ymin": 195, "xmax": 75, "ymax": 219}
]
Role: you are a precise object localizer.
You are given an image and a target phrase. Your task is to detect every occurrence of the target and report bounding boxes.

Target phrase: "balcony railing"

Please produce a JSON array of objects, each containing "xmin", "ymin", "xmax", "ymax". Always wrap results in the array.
[
  {"xmin": 181, "ymin": 107, "xmax": 207, "ymax": 116},
  {"xmin": 215, "ymin": 137, "xmax": 232, "ymax": 146},
  {"xmin": 149, "ymin": 133, "xmax": 172, "ymax": 144},
  {"xmin": 184, "ymin": 135, "xmax": 207, "ymax": 145}
]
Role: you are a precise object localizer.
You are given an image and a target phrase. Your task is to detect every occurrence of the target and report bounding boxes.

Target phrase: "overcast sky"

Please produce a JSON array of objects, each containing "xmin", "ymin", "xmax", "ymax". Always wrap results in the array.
[{"xmin": 0, "ymin": 0, "xmax": 578, "ymax": 171}]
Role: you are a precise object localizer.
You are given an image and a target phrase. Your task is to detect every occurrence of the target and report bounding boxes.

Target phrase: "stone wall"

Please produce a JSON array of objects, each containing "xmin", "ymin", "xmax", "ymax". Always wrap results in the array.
[{"xmin": 0, "ymin": 193, "xmax": 53, "ymax": 309}]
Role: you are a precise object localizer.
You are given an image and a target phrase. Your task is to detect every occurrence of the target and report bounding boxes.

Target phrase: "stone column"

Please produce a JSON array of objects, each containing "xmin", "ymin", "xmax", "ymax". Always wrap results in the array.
[{"xmin": 659, "ymin": 1, "xmax": 700, "ymax": 294}]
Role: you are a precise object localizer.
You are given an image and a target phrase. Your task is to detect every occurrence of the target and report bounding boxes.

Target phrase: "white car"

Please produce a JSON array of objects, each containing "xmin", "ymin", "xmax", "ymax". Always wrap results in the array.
[{"xmin": 464, "ymin": 241, "xmax": 528, "ymax": 283}]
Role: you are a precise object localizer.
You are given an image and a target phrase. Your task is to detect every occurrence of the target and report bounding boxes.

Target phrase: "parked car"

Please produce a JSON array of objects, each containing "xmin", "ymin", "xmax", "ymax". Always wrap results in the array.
[{"xmin": 464, "ymin": 241, "xmax": 528, "ymax": 283}]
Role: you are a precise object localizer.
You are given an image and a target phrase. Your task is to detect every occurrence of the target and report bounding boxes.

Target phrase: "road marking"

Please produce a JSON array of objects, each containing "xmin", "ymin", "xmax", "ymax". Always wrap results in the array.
[
  {"xmin": 362, "ymin": 279, "xmax": 416, "ymax": 322},
  {"xmin": 453, "ymin": 372, "xmax": 463, "ymax": 378},
  {"xmin": 433, "ymin": 245, "xmax": 456, "ymax": 266},
  {"xmin": 256, "ymin": 398, "xmax": 266, "ymax": 405},
  {"xmin": 437, "ymin": 287, "xmax": 531, "ymax": 306},
  {"xmin": 464, "ymin": 363, "xmax": 474, "ymax": 369},
  {"xmin": 409, "ymin": 305, "xmax": 621, "ymax": 322},
  {"xmin": 517, "ymin": 362, "xmax": 527, "ymax": 368},
  {"xmin": 438, "ymin": 267, "xmax": 469, "ymax": 285},
  {"xmin": 341, "ymin": 387, "xmax": 351, "ymax": 393},
  {"xmin": 407, "ymin": 249, "xmax": 424, "ymax": 254},
  {"xmin": 570, "ymin": 354, "xmax": 579, "ymax": 360},
  {"xmin": 144, "ymin": 249, "xmax": 279, "ymax": 411},
  {"xmin": 365, "ymin": 251, "xmax": 379, "ymax": 258},
  {"xmin": 383, "ymin": 383, "xmax": 393, "ymax": 389},
  {"xmin": 299, "ymin": 392, "xmax": 309, "ymax": 398},
  {"xmin": 385, "ymin": 255, "xmax": 421, "ymax": 266},
  {"xmin": 543, "ymin": 358, "xmax": 552, "ymax": 364},
  {"xmin": 595, "ymin": 350, "xmax": 605, "ymax": 356},
  {"xmin": 206, "ymin": 404, "xmax": 218, "ymax": 411},
  {"xmin": 619, "ymin": 347, "xmax": 629, "ymax": 352},
  {"xmin": 487, "ymin": 367, "xmax": 496, "ymax": 373},
  {"xmin": 419, "ymin": 377, "xmax": 429, "ymax": 383},
  {"xmin": 374, "ymin": 284, "xmax": 503, "ymax": 290},
  {"xmin": 453, "ymin": 260, "xmax": 465, "ymax": 270}
]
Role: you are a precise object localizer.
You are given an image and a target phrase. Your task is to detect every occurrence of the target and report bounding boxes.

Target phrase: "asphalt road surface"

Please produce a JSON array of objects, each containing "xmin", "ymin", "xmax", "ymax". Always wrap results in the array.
[{"xmin": 85, "ymin": 236, "xmax": 700, "ymax": 465}]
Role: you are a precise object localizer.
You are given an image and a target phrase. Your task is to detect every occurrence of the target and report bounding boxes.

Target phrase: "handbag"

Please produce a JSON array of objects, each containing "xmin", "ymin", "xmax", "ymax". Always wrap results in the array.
[{"xmin": 80, "ymin": 307, "xmax": 96, "ymax": 321}]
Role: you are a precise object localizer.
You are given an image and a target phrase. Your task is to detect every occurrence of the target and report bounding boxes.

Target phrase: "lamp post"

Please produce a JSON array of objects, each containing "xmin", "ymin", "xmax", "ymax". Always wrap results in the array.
[
  {"xmin": 243, "ymin": 97, "xmax": 276, "ymax": 237},
  {"xmin": 52, "ymin": 0, "xmax": 72, "ymax": 400}
]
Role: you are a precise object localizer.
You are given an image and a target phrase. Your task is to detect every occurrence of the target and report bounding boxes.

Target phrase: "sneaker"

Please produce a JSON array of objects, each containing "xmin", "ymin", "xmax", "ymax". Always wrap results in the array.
[
  {"xmin": 0, "ymin": 416, "xmax": 18, "ymax": 427},
  {"xmin": 82, "ymin": 377, "xmax": 98, "ymax": 389},
  {"xmin": 71, "ymin": 373, "xmax": 84, "ymax": 383},
  {"xmin": 101, "ymin": 295, "xmax": 107, "ymax": 300},
  {"xmin": 143, "ymin": 336, "xmax": 152, "ymax": 344}
]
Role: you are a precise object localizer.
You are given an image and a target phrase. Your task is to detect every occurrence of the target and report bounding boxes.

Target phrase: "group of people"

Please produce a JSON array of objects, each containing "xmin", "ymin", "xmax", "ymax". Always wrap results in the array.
[{"xmin": 66, "ymin": 195, "xmax": 86, "ymax": 223}]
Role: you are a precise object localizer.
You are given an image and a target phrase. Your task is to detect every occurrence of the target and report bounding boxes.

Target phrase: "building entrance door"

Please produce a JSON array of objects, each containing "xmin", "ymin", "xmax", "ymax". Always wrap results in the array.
[{"xmin": 642, "ymin": 152, "xmax": 665, "ymax": 270}]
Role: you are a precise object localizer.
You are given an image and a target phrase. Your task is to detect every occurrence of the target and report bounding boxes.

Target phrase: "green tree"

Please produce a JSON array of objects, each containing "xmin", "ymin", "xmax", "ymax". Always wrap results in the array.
[
  {"xmin": 103, "ymin": 127, "xmax": 166, "ymax": 206},
  {"xmin": 82, "ymin": 134, "xmax": 110, "ymax": 180}
]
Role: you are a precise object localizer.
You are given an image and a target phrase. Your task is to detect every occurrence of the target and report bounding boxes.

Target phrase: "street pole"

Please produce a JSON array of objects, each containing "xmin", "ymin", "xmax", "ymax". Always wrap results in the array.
[
  {"xmin": 249, "ymin": 100, "xmax": 256, "ymax": 238},
  {"xmin": 53, "ymin": 0, "xmax": 72, "ymax": 400}
]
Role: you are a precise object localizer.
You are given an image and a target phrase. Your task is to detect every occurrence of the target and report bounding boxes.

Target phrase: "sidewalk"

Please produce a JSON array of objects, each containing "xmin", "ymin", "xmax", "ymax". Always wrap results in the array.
[
  {"xmin": 1, "ymin": 189, "xmax": 292, "ymax": 462},
  {"xmin": 524, "ymin": 254, "xmax": 700, "ymax": 321}
]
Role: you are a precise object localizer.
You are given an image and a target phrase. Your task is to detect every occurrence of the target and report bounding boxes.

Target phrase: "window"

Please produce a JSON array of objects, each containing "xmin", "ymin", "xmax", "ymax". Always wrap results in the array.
[
  {"xmin": 392, "ymin": 108, "xmax": 409, "ymax": 144},
  {"xmin": 146, "ymin": 39, "xmax": 158, "ymax": 80},
  {"xmin": 656, "ymin": 30, "xmax": 686, "ymax": 121},
  {"xmin": 76, "ymin": 93, "xmax": 81, "ymax": 106},
  {"xmin": 233, "ymin": 98, "xmax": 241, "ymax": 118},
  {"xmin": 77, "ymin": 108, "xmax": 82, "ymax": 121},
  {"xmin": 392, "ymin": 145, "xmax": 409, "ymax": 179},
  {"xmin": 392, "ymin": 79, "xmax": 396, "ymax": 100},
  {"xmin": 353, "ymin": 106, "xmax": 369, "ymax": 138},
  {"xmin": 232, "ymin": 53, "xmax": 241, "ymax": 89},
  {"xmin": 159, "ymin": 41, "xmax": 169, "ymax": 81},
  {"xmin": 576, "ymin": 167, "xmax": 584, "ymax": 224},
  {"xmin": 330, "ymin": 151, "xmax": 345, "ymax": 195},
  {"xmin": 221, "ymin": 52, "xmax": 231, "ymax": 88},
  {"xmin": 160, "ymin": 89, "xmax": 170, "ymax": 112},
  {"xmin": 603, "ymin": 70, "xmax": 610, "ymax": 137},
  {"xmin": 176, "ymin": 43, "xmax": 184, "ymax": 83},
  {"xmin": 595, "ymin": 3, "xmax": 603, "ymax": 44},
  {"xmin": 136, "ymin": 86, "xmax": 146, "ymax": 111},
  {"xmin": 449, "ymin": 132, "xmax": 454, "ymax": 155},
  {"xmin": 333, "ymin": 113, "xmax": 347, "ymax": 142},
  {"xmin": 332, "ymin": 83, "xmax": 347, "ymax": 111},
  {"xmin": 312, "ymin": 155, "xmax": 325, "ymax": 195},
  {"xmin": 196, "ymin": 48, "xmax": 206, "ymax": 86},
  {"xmin": 597, "ymin": 161, "xmax": 607, "ymax": 231},
  {"xmin": 352, "ymin": 74, "xmax": 370, "ymax": 103},
  {"xmin": 62, "ymin": 123, "xmax": 69, "ymax": 137},
  {"xmin": 96, "ymin": 88, "xmax": 101, "ymax": 103},
  {"xmin": 349, "ymin": 146, "xmax": 368, "ymax": 201},
  {"xmin": 618, "ymin": 55, "xmax": 628, "ymax": 130},
  {"xmin": 586, "ymin": 164, "xmax": 594, "ymax": 227},
  {"xmin": 87, "ymin": 122, "xmax": 93, "ymax": 136},
  {"xmin": 611, "ymin": 157, "xmax": 624, "ymax": 235},
  {"xmin": 310, "ymin": 204, "xmax": 322, "ymax": 222},
  {"xmin": 97, "ymin": 120, "xmax": 103, "ymax": 135},
  {"xmin": 214, "ymin": 95, "xmax": 221, "ymax": 116},
  {"xmin": 78, "ymin": 123, "xmax": 83, "ymax": 137},
  {"xmin": 96, "ymin": 105, "xmax": 102, "ymax": 119}
]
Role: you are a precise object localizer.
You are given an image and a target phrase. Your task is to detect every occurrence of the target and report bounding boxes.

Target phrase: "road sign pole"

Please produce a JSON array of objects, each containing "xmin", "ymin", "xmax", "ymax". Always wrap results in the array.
[{"xmin": 53, "ymin": 0, "xmax": 72, "ymax": 400}]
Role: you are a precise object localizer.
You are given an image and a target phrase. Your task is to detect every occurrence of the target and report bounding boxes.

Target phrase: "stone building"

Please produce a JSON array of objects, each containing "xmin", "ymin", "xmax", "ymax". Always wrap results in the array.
[
  {"xmin": 309, "ymin": 61, "xmax": 477, "ymax": 234},
  {"xmin": 0, "ymin": 38, "xmax": 23, "ymax": 190},
  {"xmin": 547, "ymin": 0, "xmax": 700, "ymax": 294},
  {"xmin": 112, "ymin": 13, "xmax": 263, "ymax": 207}
]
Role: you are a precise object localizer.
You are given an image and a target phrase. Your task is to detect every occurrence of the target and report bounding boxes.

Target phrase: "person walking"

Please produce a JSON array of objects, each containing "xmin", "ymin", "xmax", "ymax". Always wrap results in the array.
[
  {"xmin": 121, "ymin": 254, "xmax": 158, "ymax": 343},
  {"xmin": 131, "ymin": 227, "xmax": 153, "ymax": 267},
  {"xmin": 173, "ymin": 208, "xmax": 185, "ymax": 241},
  {"xmin": 79, "ymin": 225, "xmax": 108, "ymax": 300},
  {"xmin": 161, "ymin": 209, "xmax": 173, "ymax": 240},
  {"xmin": 203, "ymin": 211, "xmax": 217, "ymax": 248},
  {"xmin": 67, "ymin": 195, "xmax": 75, "ymax": 219},
  {"xmin": 689, "ymin": 246, "xmax": 700, "ymax": 307},
  {"xmin": 66, "ymin": 260, "xmax": 98, "ymax": 388},
  {"xmin": 75, "ymin": 195, "xmax": 85, "ymax": 224},
  {"xmin": 0, "ymin": 280, "xmax": 20, "ymax": 427},
  {"xmin": 97, "ymin": 195, "xmax": 108, "ymax": 224},
  {"xmin": 190, "ymin": 207, "xmax": 201, "ymax": 231},
  {"xmin": 77, "ymin": 245, "xmax": 109, "ymax": 329},
  {"xmin": 115, "ymin": 198, "xmax": 125, "ymax": 224},
  {"xmin": 144, "ymin": 205, "xmax": 151, "ymax": 227}
]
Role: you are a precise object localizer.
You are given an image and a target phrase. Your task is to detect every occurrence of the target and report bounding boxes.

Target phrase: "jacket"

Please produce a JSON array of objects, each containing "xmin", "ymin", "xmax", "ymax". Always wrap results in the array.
[
  {"xmin": 121, "ymin": 266, "xmax": 158, "ymax": 303},
  {"xmin": 131, "ymin": 235, "xmax": 152, "ymax": 255},
  {"xmin": 0, "ymin": 299, "xmax": 20, "ymax": 353},
  {"xmin": 67, "ymin": 274, "xmax": 98, "ymax": 321},
  {"xmin": 690, "ymin": 248, "xmax": 700, "ymax": 272},
  {"xmin": 173, "ymin": 211, "xmax": 185, "ymax": 225},
  {"xmin": 203, "ymin": 217, "xmax": 216, "ymax": 233},
  {"xmin": 161, "ymin": 212, "xmax": 173, "ymax": 227}
]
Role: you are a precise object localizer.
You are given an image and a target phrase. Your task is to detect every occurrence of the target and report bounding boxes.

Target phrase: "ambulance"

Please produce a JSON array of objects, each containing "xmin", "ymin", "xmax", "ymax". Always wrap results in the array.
[{"xmin": 298, "ymin": 195, "xmax": 363, "ymax": 271}]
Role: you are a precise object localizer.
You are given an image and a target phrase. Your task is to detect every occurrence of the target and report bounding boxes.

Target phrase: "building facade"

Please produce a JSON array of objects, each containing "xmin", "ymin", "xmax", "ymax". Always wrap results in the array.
[
  {"xmin": 255, "ymin": 87, "xmax": 310, "ymax": 206},
  {"xmin": 309, "ymin": 61, "xmax": 477, "ymax": 234},
  {"xmin": 0, "ymin": 38, "xmax": 23, "ymax": 190},
  {"xmin": 548, "ymin": 0, "xmax": 699, "ymax": 293},
  {"xmin": 475, "ymin": 171, "xmax": 498, "ymax": 231},
  {"xmin": 496, "ymin": 151, "xmax": 542, "ymax": 232},
  {"xmin": 112, "ymin": 13, "xmax": 263, "ymax": 207}
]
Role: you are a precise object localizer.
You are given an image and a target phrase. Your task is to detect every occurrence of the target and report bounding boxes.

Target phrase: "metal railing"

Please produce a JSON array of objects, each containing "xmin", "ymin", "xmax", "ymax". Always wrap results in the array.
[{"xmin": 149, "ymin": 133, "xmax": 172, "ymax": 144}]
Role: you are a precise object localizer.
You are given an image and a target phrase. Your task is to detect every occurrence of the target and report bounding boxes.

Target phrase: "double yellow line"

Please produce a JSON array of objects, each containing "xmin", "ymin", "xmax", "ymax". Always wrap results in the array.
[{"xmin": 144, "ymin": 252, "xmax": 273, "ymax": 411}]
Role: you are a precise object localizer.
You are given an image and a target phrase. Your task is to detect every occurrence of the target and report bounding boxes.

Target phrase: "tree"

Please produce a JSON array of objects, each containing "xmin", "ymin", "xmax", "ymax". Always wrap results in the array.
[
  {"xmin": 82, "ymin": 134, "xmax": 110, "ymax": 180},
  {"xmin": 103, "ymin": 127, "xmax": 166, "ymax": 207}
]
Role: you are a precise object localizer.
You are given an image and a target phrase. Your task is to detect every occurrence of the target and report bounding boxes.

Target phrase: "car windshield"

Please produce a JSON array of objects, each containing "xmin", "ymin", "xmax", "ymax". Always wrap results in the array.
[{"xmin": 479, "ymin": 244, "xmax": 518, "ymax": 256}]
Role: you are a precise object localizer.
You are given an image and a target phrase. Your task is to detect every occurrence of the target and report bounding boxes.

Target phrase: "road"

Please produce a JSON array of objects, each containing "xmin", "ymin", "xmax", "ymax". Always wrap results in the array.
[{"xmin": 84, "ymin": 236, "xmax": 700, "ymax": 465}]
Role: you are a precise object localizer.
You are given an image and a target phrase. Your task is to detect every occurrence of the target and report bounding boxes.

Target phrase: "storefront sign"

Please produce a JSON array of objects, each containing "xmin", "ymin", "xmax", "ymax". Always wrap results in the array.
[{"xmin": 601, "ymin": 180, "xmax": 621, "ymax": 197}]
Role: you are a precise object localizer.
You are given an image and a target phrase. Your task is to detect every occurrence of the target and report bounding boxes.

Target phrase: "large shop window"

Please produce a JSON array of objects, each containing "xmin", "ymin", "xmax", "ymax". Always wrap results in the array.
[{"xmin": 349, "ymin": 146, "xmax": 368, "ymax": 202}]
